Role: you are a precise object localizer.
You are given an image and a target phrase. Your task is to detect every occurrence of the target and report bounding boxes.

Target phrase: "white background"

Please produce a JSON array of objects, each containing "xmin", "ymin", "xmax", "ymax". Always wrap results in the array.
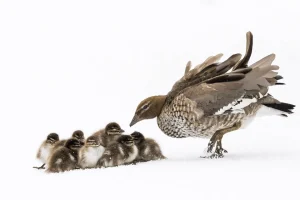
[{"xmin": 0, "ymin": 0, "xmax": 299, "ymax": 200}]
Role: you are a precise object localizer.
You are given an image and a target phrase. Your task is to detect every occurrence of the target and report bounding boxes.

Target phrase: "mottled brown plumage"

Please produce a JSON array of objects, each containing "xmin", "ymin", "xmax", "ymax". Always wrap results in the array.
[
  {"xmin": 97, "ymin": 135, "xmax": 138, "ymax": 168},
  {"xmin": 92, "ymin": 122, "xmax": 125, "ymax": 147},
  {"xmin": 130, "ymin": 31, "xmax": 295, "ymax": 158},
  {"xmin": 131, "ymin": 131, "xmax": 166, "ymax": 162}
]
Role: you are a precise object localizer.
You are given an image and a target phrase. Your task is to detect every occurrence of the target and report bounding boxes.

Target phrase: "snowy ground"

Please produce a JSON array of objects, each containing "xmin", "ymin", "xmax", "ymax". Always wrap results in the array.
[
  {"xmin": 28, "ymin": 116, "xmax": 300, "ymax": 200},
  {"xmin": 1, "ymin": 0, "xmax": 300, "ymax": 200}
]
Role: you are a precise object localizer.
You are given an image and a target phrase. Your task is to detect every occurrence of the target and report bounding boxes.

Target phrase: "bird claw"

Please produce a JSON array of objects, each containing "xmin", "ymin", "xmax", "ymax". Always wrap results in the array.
[
  {"xmin": 209, "ymin": 152, "xmax": 224, "ymax": 159},
  {"xmin": 200, "ymin": 146, "xmax": 227, "ymax": 159},
  {"xmin": 200, "ymin": 151, "xmax": 224, "ymax": 159}
]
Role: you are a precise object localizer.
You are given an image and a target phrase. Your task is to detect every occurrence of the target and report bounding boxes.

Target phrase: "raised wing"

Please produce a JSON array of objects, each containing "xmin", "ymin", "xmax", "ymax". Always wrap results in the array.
[
  {"xmin": 166, "ymin": 32, "xmax": 282, "ymax": 107},
  {"xmin": 177, "ymin": 53, "xmax": 279, "ymax": 116},
  {"xmin": 166, "ymin": 32, "xmax": 253, "ymax": 105}
]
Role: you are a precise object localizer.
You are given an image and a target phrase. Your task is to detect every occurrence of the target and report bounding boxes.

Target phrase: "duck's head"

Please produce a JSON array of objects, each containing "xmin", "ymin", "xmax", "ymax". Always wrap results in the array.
[
  {"xmin": 85, "ymin": 135, "xmax": 100, "ymax": 147},
  {"xmin": 65, "ymin": 138, "xmax": 83, "ymax": 150},
  {"xmin": 46, "ymin": 133, "xmax": 59, "ymax": 144},
  {"xmin": 72, "ymin": 130, "xmax": 85, "ymax": 145},
  {"xmin": 130, "ymin": 131, "xmax": 145, "ymax": 145},
  {"xmin": 105, "ymin": 122, "xmax": 125, "ymax": 135},
  {"xmin": 117, "ymin": 135, "xmax": 134, "ymax": 147},
  {"xmin": 130, "ymin": 95, "xmax": 166, "ymax": 127}
]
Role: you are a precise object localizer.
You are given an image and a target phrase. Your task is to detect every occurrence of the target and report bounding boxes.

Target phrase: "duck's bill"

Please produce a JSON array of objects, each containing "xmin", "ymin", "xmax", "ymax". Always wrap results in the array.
[
  {"xmin": 119, "ymin": 129, "xmax": 125, "ymax": 133},
  {"xmin": 86, "ymin": 142, "xmax": 99, "ymax": 146},
  {"xmin": 130, "ymin": 115, "xmax": 139, "ymax": 127},
  {"xmin": 108, "ymin": 129, "xmax": 125, "ymax": 135},
  {"xmin": 126, "ymin": 140, "xmax": 134, "ymax": 145}
]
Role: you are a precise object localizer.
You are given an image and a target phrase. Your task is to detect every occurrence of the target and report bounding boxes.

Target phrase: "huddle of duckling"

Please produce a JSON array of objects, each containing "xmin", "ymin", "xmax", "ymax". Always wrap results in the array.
[{"xmin": 34, "ymin": 122, "xmax": 166, "ymax": 173}]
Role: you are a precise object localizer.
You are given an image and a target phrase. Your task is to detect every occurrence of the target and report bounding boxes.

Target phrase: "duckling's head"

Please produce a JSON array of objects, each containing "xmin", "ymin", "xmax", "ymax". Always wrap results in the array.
[
  {"xmin": 105, "ymin": 122, "xmax": 124, "ymax": 135},
  {"xmin": 117, "ymin": 135, "xmax": 134, "ymax": 147},
  {"xmin": 46, "ymin": 133, "xmax": 59, "ymax": 144},
  {"xmin": 72, "ymin": 130, "xmax": 85, "ymax": 144},
  {"xmin": 130, "ymin": 95, "xmax": 167, "ymax": 127},
  {"xmin": 130, "ymin": 131, "xmax": 145, "ymax": 145},
  {"xmin": 86, "ymin": 135, "xmax": 100, "ymax": 147},
  {"xmin": 65, "ymin": 138, "xmax": 83, "ymax": 150}
]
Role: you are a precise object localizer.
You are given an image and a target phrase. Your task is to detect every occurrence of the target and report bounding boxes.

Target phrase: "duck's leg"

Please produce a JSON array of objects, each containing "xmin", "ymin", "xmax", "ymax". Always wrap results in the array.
[
  {"xmin": 202, "ymin": 122, "xmax": 242, "ymax": 159},
  {"xmin": 33, "ymin": 163, "xmax": 45, "ymax": 170}
]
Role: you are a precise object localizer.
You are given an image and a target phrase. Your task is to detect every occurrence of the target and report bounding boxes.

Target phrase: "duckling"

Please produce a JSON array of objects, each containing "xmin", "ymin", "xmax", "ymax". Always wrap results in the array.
[
  {"xmin": 131, "ymin": 131, "xmax": 166, "ymax": 163},
  {"xmin": 46, "ymin": 138, "xmax": 83, "ymax": 173},
  {"xmin": 78, "ymin": 135, "xmax": 105, "ymax": 169},
  {"xmin": 34, "ymin": 133, "xmax": 59, "ymax": 169},
  {"xmin": 93, "ymin": 122, "xmax": 125, "ymax": 147},
  {"xmin": 97, "ymin": 135, "xmax": 138, "ymax": 168}
]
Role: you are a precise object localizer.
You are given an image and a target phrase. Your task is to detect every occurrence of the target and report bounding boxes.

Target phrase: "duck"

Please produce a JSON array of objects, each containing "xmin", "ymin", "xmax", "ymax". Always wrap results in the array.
[
  {"xmin": 46, "ymin": 138, "xmax": 84, "ymax": 173},
  {"xmin": 129, "ymin": 31, "xmax": 295, "ymax": 158},
  {"xmin": 97, "ymin": 135, "xmax": 138, "ymax": 168},
  {"xmin": 78, "ymin": 135, "xmax": 105, "ymax": 169},
  {"xmin": 92, "ymin": 122, "xmax": 125, "ymax": 147},
  {"xmin": 34, "ymin": 133, "xmax": 59, "ymax": 169},
  {"xmin": 130, "ymin": 131, "xmax": 166, "ymax": 163}
]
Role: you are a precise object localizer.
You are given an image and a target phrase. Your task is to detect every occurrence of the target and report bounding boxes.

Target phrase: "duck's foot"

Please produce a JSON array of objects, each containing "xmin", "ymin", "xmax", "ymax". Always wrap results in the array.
[
  {"xmin": 200, "ymin": 122, "xmax": 241, "ymax": 159},
  {"xmin": 201, "ymin": 146, "xmax": 227, "ymax": 159},
  {"xmin": 201, "ymin": 135, "xmax": 228, "ymax": 159},
  {"xmin": 207, "ymin": 145, "xmax": 228, "ymax": 159},
  {"xmin": 33, "ymin": 163, "xmax": 45, "ymax": 170}
]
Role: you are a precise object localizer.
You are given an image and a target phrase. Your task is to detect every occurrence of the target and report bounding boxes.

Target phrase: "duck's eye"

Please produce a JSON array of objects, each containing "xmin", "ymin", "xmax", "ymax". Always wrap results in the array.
[{"xmin": 142, "ymin": 104, "xmax": 149, "ymax": 110}]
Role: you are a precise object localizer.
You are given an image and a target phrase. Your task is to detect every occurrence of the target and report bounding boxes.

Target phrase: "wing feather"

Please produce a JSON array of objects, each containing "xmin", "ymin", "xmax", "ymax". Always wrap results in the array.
[{"xmin": 166, "ymin": 31, "xmax": 283, "ymax": 116}]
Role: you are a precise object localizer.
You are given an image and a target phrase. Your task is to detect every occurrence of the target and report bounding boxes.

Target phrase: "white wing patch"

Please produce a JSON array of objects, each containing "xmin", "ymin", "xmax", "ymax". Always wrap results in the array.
[{"xmin": 215, "ymin": 96, "xmax": 258, "ymax": 115}]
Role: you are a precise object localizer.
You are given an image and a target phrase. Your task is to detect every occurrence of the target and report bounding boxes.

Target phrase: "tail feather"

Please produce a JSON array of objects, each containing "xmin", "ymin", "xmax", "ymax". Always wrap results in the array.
[{"xmin": 263, "ymin": 102, "xmax": 295, "ymax": 114}]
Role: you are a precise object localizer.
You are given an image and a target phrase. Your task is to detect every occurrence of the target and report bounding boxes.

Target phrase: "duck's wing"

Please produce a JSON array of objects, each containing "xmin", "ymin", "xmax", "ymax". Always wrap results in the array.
[
  {"xmin": 175, "ymin": 54, "xmax": 279, "ymax": 116},
  {"xmin": 166, "ymin": 32, "xmax": 253, "ymax": 104}
]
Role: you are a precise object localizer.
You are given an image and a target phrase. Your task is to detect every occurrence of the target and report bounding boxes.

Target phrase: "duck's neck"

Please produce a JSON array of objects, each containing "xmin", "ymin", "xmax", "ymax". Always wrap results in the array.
[{"xmin": 153, "ymin": 95, "xmax": 167, "ymax": 116}]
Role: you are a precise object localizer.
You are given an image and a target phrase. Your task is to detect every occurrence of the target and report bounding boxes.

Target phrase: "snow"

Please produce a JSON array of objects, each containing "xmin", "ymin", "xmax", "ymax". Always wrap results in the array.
[{"xmin": 1, "ymin": 0, "xmax": 300, "ymax": 200}]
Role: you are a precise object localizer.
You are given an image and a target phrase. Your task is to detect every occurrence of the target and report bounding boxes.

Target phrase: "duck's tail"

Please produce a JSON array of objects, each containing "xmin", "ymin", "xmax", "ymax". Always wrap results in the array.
[
  {"xmin": 247, "ymin": 94, "xmax": 296, "ymax": 118},
  {"xmin": 262, "ymin": 100, "xmax": 295, "ymax": 117}
]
